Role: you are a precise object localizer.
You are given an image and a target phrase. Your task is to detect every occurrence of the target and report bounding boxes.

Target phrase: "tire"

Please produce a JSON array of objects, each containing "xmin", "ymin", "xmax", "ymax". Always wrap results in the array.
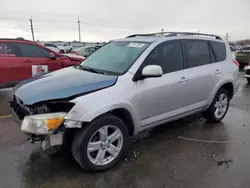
[
  {"xmin": 203, "ymin": 88, "xmax": 230, "ymax": 123},
  {"xmin": 71, "ymin": 114, "xmax": 130, "ymax": 171},
  {"xmin": 239, "ymin": 63, "xmax": 245, "ymax": 70},
  {"xmin": 247, "ymin": 78, "xmax": 250, "ymax": 84},
  {"xmin": 59, "ymin": 50, "xmax": 65, "ymax": 54}
]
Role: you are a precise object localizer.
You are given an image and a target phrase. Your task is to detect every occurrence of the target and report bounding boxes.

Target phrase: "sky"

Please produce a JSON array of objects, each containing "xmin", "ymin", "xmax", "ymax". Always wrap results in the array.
[{"xmin": 0, "ymin": 0, "xmax": 249, "ymax": 42}]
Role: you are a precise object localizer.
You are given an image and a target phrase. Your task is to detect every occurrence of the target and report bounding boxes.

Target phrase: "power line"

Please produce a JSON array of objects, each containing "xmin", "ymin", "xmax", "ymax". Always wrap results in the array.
[
  {"xmin": 0, "ymin": 16, "xmax": 136, "ymax": 32},
  {"xmin": 0, "ymin": 9, "xmax": 110, "ymax": 22}
]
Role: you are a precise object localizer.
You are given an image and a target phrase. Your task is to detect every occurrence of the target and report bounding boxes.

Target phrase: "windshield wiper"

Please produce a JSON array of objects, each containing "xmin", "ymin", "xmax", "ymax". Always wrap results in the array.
[{"xmin": 78, "ymin": 65, "xmax": 107, "ymax": 75}]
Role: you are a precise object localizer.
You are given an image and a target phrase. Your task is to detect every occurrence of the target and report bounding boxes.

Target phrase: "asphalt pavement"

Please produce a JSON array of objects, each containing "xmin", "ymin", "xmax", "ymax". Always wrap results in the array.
[{"xmin": 1, "ymin": 71, "xmax": 250, "ymax": 188}]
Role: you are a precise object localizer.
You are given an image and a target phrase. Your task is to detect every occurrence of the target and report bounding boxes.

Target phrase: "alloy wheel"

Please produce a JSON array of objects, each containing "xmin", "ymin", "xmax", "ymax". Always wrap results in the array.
[
  {"xmin": 87, "ymin": 125, "xmax": 123, "ymax": 166},
  {"xmin": 214, "ymin": 93, "xmax": 228, "ymax": 119}
]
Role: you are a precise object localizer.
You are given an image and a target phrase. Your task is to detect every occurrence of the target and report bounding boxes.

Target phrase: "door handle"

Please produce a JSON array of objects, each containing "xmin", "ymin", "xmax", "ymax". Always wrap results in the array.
[
  {"xmin": 215, "ymin": 69, "xmax": 221, "ymax": 74},
  {"xmin": 179, "ymin": 77, "xmax": 188, "ymax": 83},
  {"xmin": 23, "ymin": 59, "xmax": 32, "ymax": 63}
]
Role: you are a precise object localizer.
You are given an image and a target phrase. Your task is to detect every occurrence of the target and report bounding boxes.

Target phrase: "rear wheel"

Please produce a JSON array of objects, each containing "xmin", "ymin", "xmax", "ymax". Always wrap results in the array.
[
  {"xmin": 203, "ymin": 88, "xmax": 230, "ymax": 123},
  {"xmin": 72, "ymin": 114, "xmax": 130, "ymax": 171}
]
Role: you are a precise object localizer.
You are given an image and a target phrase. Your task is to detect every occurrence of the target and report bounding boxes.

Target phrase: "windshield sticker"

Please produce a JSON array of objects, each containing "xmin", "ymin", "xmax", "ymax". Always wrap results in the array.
[
  {"xmin": 128, "ymin": 43, "xmax": 145, "ymax": 48},
  {"xmin": 32, "ymin": 65, "xmax": 48, "ymax": 76}
]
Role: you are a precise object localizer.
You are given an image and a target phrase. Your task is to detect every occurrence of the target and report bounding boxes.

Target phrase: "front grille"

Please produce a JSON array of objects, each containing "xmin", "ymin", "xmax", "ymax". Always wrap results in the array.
[
  {"xmin": 246, "ymin": 69, "xmax": 250, "ymax": 76},
  {"xmin": 10, "ymin": 96, "xmax": 31, "ymax": 121}
]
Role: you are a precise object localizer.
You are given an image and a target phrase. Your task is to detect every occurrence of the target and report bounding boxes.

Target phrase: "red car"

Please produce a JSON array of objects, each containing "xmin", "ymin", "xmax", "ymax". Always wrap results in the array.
[{"xmin": 0, "ymin": 38, "xmax": 83, "ymax": 89}]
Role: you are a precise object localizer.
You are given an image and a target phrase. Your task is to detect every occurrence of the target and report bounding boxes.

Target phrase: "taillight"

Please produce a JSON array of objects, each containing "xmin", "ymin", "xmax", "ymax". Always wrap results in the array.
[{"xmin": 233, "ymin": 59, "xmax": 239, "ymax": 67}]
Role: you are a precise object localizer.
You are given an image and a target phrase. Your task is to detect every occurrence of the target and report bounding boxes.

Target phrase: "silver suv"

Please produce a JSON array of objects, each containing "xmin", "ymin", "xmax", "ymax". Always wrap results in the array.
[{"xmin": 11, "ymin": 32, "xmax": 239, "ymax": 171}]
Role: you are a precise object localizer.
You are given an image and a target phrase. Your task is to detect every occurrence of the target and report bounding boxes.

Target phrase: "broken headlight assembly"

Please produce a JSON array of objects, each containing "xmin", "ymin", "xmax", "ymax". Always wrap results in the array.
[
  {"xmin": 21, "ymin": 101, "xmax": 76, "ymax": 135},
  {"xmin": 21, "ymin": 112, "xmax": 66, "ymax": 134}
]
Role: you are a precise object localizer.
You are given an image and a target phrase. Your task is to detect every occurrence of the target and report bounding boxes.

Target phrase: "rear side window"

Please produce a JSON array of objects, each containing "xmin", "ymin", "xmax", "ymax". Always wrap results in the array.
[
  {"xmin": 184, "ymin": 40, "xmax": 210, "ymax": 68},
  {"xmin": 17, "ymin": 43, "xmax": 50, "ymax": 58},
  {"xmin": 144, "ymin": 41, "xmax": 183, "ymax": 74},
  {"xmin": 0, "ymin": 42, "xmax": 22, "ymax": 57},
  {"xmin": 210, "ymin": 41, "xmax": 226, "ymax": 62}
]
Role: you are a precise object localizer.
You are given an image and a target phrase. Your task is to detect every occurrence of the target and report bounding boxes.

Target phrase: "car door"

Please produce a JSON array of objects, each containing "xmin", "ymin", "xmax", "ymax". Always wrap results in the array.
[
  {"xmin": 180, "ymin": 39, "xmax": 220, "ymax": 109},
  {"xmin": 16, "ymin": 42, "xmax": 63, "ymax": 78},
  {"xmin": 133, "ymin": 41, "xmax": 188, "ymax": 127},
  {"xmin": 0, "ymin": 42, "xmax": 25, "ymax": 86}
]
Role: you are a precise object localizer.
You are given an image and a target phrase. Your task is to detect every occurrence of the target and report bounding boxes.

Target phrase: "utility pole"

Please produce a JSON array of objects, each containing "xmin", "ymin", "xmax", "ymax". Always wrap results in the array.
[
  {"xmin": 161, "ymin": 29, "xmax": 164, "ymax": 35},
  {"xmin": 77, "ymin": 16, "xmax": 81, "ymax": 42},
  {"xmin": 226, "ymin": 33, "xmax": 229, "ymax": 41},
  {"xmin": 30, "ymin": 17, "xmax": 35, "ymax": 41}
]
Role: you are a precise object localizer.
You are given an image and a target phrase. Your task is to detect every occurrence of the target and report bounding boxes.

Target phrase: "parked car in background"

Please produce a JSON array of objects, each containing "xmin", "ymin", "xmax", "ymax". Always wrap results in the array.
[
  {"xmin": 62, "ymin": 53, "xmax": 85, "ymax": 61},
  {"xmin": 70, "ymin": 46, "xmax": 97, "ymax": 57},
  {"xmin": 11, "ymin": 32, "xmax": 239, "ymax": 171},
  {"xmin": 236, "ymin": 46, "xmax": 250, "ymax": 69},
  {"xmin": 43, "ymin": 42, "xmax": 66, "ymax": 54},
  {"xmin": 245, "ymin": 63, "xmax": 250, "ymax": 83},
  {"xmin": 56, "ymin": 43, "xmax": 73, "ymax": 52},
  {"xmin": 0, "ymin": 38, "xmax": 83, "ymax": 89}
]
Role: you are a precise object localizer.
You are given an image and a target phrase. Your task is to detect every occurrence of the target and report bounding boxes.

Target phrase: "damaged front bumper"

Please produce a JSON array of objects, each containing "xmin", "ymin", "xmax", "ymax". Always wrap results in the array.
[{"xmin": 10, "ymin": 97, "xmax": 76, "ymax": 153}]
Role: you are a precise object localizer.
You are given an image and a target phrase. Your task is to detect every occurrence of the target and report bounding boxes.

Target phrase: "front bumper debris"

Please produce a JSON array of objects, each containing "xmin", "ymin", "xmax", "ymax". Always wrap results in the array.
[{"xmin": 41, "ymin": 132, "xmax": 64, "ymax": 153}]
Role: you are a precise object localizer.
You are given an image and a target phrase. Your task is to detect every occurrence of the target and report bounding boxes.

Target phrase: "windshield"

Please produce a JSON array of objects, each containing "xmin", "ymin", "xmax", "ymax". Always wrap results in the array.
[{"xmin": 80, "ymin": 41, "xmax": 150, "ymax": 75}]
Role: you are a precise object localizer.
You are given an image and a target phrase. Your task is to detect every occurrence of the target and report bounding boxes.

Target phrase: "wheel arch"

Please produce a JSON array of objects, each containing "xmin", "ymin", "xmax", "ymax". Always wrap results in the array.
[
  {"xmin": 87, "ymin": 107, "xmax": 136, "ymax": 136},
  {"xmin": 205, "ymin": 81, "xmax": 235, "ymax": 109},
  {"xmin": 65, "ymin": 102, "xmax": 139, "ymax": 136}
]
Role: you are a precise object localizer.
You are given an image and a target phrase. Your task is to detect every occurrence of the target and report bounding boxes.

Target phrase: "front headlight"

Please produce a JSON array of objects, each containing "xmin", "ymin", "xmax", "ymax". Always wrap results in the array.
[{"xmin": 21, "ymin": 112, "xmax": 66, "ymax": 135}]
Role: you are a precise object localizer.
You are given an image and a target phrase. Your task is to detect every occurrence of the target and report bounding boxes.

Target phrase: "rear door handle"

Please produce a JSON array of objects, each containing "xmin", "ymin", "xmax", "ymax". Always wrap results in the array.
[
  {"xmin": 215, "ymin": 69, "xmax": 221, "ymax": 74},
  {"xmin": 23, "ymin": 59, "xmax": 32, "ymax": 63},
  {"xmin": 179, "ymin": 77, "xmax": 188, "ymax": 83}
]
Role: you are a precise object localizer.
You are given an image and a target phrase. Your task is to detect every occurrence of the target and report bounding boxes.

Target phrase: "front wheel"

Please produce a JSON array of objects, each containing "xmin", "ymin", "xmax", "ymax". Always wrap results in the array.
[
  {"xmin": 203, "ymin": 88, "xmax": 230, "ymax": 123},
  {"xmin": 72, "ymin": 114, "xmax": 130, "ymax": 171}
]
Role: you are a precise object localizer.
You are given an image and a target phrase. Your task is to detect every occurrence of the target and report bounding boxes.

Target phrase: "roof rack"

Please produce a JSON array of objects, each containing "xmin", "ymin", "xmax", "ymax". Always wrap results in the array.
[{"xmin": 126, "ymin": 32, "xmax": 222, "ymax": 40}]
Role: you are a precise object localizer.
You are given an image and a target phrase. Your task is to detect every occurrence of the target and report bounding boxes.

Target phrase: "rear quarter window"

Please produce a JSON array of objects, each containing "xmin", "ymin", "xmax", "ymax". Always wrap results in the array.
[
  {"xmin": 210, "ymin": 41, "xmax": 226, "ymax": 62},
  {"xmin": 0, "ymin": 42, "xmax": 21, "ymax": 57}
]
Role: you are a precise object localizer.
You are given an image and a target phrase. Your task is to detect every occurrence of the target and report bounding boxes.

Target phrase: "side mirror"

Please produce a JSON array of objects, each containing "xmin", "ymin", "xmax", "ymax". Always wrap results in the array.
[
  {"xmin": 142, "ymin": 65, "xmax": 163, "ymax": 78},
  {"xmin": 49, "ymin": 53, "xmax": 56, "ymax": 60}
]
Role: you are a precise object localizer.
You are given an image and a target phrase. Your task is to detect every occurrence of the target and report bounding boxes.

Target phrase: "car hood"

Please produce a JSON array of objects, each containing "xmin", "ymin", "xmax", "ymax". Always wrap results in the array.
[{"xmin": 13, "ymin": 67, "xmax": 118, "ymax": 105}]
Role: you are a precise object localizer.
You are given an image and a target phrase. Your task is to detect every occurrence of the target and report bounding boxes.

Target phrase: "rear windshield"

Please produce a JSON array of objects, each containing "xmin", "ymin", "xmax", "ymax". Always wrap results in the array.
[{"xmin": 81, "ymin": 41, "xmax": 150, "ymax": 75}]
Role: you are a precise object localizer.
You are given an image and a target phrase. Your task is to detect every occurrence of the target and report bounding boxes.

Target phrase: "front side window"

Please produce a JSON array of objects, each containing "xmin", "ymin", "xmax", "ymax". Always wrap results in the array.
[
  {"xmin": 143, "ymin": 41, "xmax": 183, "ymax": 74},
  {"xmin": 85, "ymin": 48, "xmax": 92, "ymax": 53},
  {"xmin": 17, "ymin": 43, "xmax": 50, "ymax": 58},
  {"xmin": 50, "ymin": 44, "xmax": 58, "ymax": 48},
  {"xmin": 184, "ymin": 40, "xmax": 211, "ymax": 68},
  {"xmin": 81, "ymin": 41, "xmax": 150, "ymax": 74}
]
